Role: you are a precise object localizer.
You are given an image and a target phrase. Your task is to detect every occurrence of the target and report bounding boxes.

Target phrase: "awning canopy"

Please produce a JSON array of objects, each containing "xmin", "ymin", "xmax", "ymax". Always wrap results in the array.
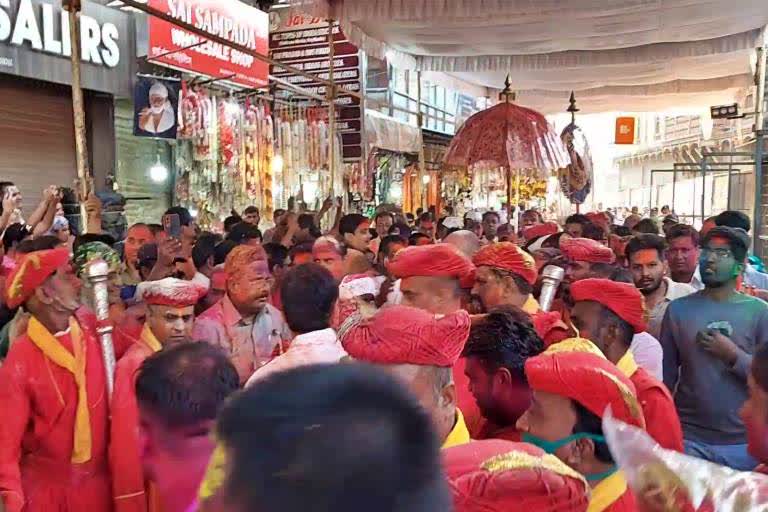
[{"xmin": 286, "ymin": 0, "xmax": 768, "ymax": 113}]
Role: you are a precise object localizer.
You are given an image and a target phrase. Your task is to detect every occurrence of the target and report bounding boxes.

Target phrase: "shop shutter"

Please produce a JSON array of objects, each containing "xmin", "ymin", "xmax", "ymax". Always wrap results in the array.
[
  {"xmin": 114, "ymin": 99, "xmax": 172, "ymax": 224},
  {"xmin": 0, "ymin": 76, "xmax": 76, "ymax": 215}
]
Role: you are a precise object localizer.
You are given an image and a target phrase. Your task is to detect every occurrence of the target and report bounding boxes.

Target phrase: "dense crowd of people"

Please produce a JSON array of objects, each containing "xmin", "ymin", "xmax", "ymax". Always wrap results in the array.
[{"xmin": 2, "ymin": 179, "xmax": 768, "ymax": 511}]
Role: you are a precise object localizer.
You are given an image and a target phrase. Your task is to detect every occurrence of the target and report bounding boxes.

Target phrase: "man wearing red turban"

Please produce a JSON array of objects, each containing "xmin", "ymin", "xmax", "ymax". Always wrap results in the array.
[
  {"xmin": 110, "ymin": 277, "xmax": 208, "ymax": 512},
  {"xmin": 570, "ymin": 278, "xmax": 684, "ymax": 453},
  {"xmin": 443, "ymin": 439, "xmax": 590, "ymax": 512},
  {"xmin": 517, "ymin": 340, "xmax": 645, "ymax": 512},
  {"xmin": 472, "ymin": 242, "xmax": 570, "ymax": 346},
  {"xmin": 386, "ymin": 243, "xmax": 483, "ymax": 434},
  {"xmin": 341, "ymin": 305, "xmax": 472, "ymax": 449},
  {"xmin": 387, "ymin": 244, "xmax": 475, "ymax": 314},
  {"xmin": 0, "ymin": 249, "xmax": 112, "ymax": 512},
  {"xmin": 560, "ymin": 237, "xmax": 616, "ymax": 283}
]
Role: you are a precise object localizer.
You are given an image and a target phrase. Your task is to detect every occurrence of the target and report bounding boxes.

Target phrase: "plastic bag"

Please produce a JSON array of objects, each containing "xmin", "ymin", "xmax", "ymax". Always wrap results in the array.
[{"xmin": 603, "ymin": 409, "xmax": 768, "ymax": 511}]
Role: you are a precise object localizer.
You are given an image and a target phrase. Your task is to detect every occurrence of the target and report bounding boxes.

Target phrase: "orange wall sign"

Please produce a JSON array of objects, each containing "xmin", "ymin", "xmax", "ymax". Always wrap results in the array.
[{"xmin": 615, "ymin": 117, "xmax": 636, "ymax": 145}]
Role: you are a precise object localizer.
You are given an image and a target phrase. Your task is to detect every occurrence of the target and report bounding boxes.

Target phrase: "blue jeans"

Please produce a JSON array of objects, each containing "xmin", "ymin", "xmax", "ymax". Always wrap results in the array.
[{"xmin": 683, "ymin": 439, "xmax": 757, "ymax": 471}]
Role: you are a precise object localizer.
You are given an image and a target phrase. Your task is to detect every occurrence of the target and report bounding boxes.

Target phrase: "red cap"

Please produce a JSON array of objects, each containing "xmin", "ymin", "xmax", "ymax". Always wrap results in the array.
[
  {"xmin": 571, "ymin": 278, "xmax": 647, "ymax": 333},
  {"xmin": 560, "ymin": 237, "xmax": 615, "ymax": 264},
  {"xmin": 341, "ymin": 305, "xmax": 470, "ymax": 367},
  {"xmin": 523, "ymin": 222, "xmax": 559, "ymax": 241},
  {"xmin": 140, "ymin": 278, "xmax": 208, "ymax": 307},
  {"xmin": 444, "ymin": 439, "xmax": 589, "ymax": 512},
  {"xmin": 6, "ymin": 248, "xmax": 71, "ymax": 308},
  {"xmin": 525, "ymin": 341, "xmax": 645, "ymax": 428},
  {"xmin": 387, "ymin": 244, "xmax": 476, "ymax": 289},
  {"xmin": 473, "ymin": 242, "xmax": 538, "ymax": 286}
]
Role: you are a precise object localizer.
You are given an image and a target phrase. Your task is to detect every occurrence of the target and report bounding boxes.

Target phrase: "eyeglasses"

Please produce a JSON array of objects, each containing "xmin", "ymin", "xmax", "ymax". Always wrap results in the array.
[{"xmin": 700, "ymin": 248, "xmax": 733, "ymax": 260}]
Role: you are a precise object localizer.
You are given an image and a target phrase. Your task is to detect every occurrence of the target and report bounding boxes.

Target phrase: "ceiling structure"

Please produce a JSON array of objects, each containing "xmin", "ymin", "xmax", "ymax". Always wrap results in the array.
[{"xmin": 285, "ymin": 0, "xmax": 768, "ymax": 113}]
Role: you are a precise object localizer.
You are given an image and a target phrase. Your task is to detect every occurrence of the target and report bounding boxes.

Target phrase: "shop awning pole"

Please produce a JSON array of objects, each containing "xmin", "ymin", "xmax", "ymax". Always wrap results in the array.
[
  {"xmin": 754, "ymin": 41, "xmax": 766, "ymax": 252},
  {"xmin": 327, "ymin": 19, "xmax": 336, "ymax": 197},
  {"xmin": 63, "ymin": 0, "xmax": 91, "ymax": 233},
  {"xmin": 417, "ymin": 70, "xmax": 427, "ymax": 211}
]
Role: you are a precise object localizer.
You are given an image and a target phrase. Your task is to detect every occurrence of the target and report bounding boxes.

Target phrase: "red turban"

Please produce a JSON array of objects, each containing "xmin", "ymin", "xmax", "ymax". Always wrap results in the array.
[
  {"xmin": 586, "ymin": 212, "xmax": 611, "ymax": 231},
  {"xmin": 523, "ymin": 222, "xmax": 559, "ymax": 241},
  {"xmin": 472, "ymin": 242, "xmax": 537, "ymax": 286},
  {"xmin": 444, "ymin": 439, "xmax": 589, "ymax": 512},
  {"xmin": 140, "ymin": 277, "xmax": 208, "ymax": 307},
  {"xmin": 6, "ymin": 248, "xmax": 71, "ymax": 308},
  {"xmin": 341, "ymin": 305, "xmax": 470, "ymax": 367},
  {"xmin": 571, "ymin": 278, "xmax": 647, "ymax": 333},
  {"xmin": 531, "ymin": 311, "xmax": 570, "ymax": 346},
  {"xmin": 525, "ymin": 342, "xmax": 645, "ymax": 428},
  {"xmin": 560, "ymin": 237, "xmax": 615, "ymax": 264},
  {"xmin": 387, "ymin": 244, "xmax": 476, "ymax": 289}
]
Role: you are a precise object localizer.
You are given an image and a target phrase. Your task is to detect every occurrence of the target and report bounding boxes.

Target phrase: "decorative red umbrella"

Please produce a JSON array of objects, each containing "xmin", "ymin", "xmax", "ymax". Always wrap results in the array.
[{"xmin": 443, "ymin": 76, "xmax": 568, "ymax": 219}]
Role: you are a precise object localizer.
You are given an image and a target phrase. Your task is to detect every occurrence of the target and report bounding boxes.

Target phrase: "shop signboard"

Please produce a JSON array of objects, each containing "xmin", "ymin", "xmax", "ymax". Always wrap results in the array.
[
  {"xmin": 0, "ymin": 0, "xmax": 133, "ymax": 96},
  {"xmin": 615, "ymin": 116, "xmax": 637, "ymax": 145},
  {"xmin": 147, "ymin": 0, "xmax": 269, "ymax": 89},
  {"xmin": 269, "ymin": 11, "xmax": 363, "ymax": 162}
]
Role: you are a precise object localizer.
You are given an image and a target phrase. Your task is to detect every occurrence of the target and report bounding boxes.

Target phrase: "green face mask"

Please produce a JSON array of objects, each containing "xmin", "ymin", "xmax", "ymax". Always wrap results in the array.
[{"xmin": 522, "ymin": 432, "xmax": 617, "ymax": 481}]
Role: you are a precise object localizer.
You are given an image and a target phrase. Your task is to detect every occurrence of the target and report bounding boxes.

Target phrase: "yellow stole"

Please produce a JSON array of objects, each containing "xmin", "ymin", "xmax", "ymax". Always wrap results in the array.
[
  {"xmin": 522, "ymin": 295, "xmax": 540, "ymax": 315},
  {"xmin": 27, "ymin": 316, "xmax": 91, "ymax": 463},
  {"xmin": 442, "ymin": 409, "xmax": 471, "ymax": 449},
  {"xmin": 588, "ymin": 470, "xmax": 629, "ymax": 512},
  {"xmin": 616, "ymin": 351, "xmax": 639, "ymax": 378},
  {"xmin": 140, "ymin": 324, "xmax": 162, "ymax": 353}
]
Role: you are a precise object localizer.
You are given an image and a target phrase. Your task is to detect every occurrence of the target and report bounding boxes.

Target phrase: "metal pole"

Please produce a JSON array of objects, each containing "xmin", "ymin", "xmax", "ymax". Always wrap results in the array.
[
  {"xmin": 672, "ymin": 168, "xmax": 677, "ymax": 213},
  {"xmin": 754, "ymin": 44, "xmax": 766, "ymax": 251},
  {"xmin": 701, "ymin": 156, "xmax": 707, "ymax": 226},
  {"xmin": 64, "ymin": 1, "xmax": 90, "ymax": 232},
  {"xmin": 416, "ymin": 70, "xmax": 427, "ymax": 211},
  {"xmin": 327, "ymin": 19, "xmax": 336, "ymax": 197},
  {"xmin": 86, "ymin": 259, "xmax": 116, "ymax": 397}
]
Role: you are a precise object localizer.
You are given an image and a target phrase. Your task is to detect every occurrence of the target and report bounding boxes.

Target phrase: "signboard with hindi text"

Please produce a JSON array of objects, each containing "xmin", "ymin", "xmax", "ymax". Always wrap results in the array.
[
  {"xmin": 147, "ymin": 0, "xmax": 269, "ymax": 89},
  {"xmin": 269, "ymin": 11, "xmax": 363, "ymax": 161}
]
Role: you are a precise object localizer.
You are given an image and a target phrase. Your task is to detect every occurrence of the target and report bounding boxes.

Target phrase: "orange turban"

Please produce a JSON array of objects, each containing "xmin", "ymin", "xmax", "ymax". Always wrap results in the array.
[
  {"xmin": 571, "ymin": 278, "xmax": 647, "ymax": 333},
  {"xmin": 473, "ymin": 242, "xmax": 538, "ymax": 285},
  {"xmin": 6, "ymin": 248, "xmax": 71, "ymax": 308},
  {"xmin": 560, "ymin": 237, "xmax": 615, "ymax": 264},
  {"xmin": 387, "ymin": 244, "xmax": 475, "ymax": 289},
  {"xmin": 444, "ymin": 440, "xmax": 589, "ymax": 512},
  {"xmin": 525, "ymin": 342, "xmax": 645, "ymax": 428},
  {"xmin": 224, "ymin": 244, "xmax": 267, "ymax": 276},
  {"xmin": 341, "ymin": 305, "xmax": 470, "ymax": 367},
  {"xmin": 523, "ymin": 222, "xmax": 559, "ymax": 241},
  {"xmin": 140, "ymin": 277, "xmax": 208, "ymax": 307}
]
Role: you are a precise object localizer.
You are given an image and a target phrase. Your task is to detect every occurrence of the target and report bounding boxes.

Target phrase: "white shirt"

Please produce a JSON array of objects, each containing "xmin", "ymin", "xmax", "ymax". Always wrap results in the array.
[
  {"xmin": 629, "ymin": 331, "xmax": 663, "ymax": 381},
  {"xmin": 245, "ymin": 328, "xmax": 346, "ymax": 386}
]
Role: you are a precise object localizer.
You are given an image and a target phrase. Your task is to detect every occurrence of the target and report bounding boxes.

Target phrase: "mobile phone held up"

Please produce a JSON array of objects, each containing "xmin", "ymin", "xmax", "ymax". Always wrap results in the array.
[{"xmin": 162, "ymin": 213, "xmax": 182, "ymax": 239}]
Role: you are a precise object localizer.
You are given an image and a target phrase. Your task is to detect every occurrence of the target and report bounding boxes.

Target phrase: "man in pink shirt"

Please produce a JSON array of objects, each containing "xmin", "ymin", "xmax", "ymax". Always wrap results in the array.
[{"xmin": 193, "ymin": 245, "xmax": 290, "ymax": 384}]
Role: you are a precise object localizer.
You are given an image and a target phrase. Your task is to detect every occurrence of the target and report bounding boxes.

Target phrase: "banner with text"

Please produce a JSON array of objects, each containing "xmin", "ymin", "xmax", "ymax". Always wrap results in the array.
[
  {"xmin": 147, "ymin": 0, "xmax": 269, "ymax": 88},
  {"xmin": 269, "ymin": 11, "xmax": 363, "ymax": 161}
]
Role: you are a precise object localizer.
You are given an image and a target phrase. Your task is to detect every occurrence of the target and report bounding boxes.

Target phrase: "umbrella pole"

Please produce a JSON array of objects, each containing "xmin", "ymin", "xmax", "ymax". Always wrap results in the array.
[
  {"xmin": 506, "ymin": 167, "xmax": 512, "ymax": 226},
  {"xmin": 515, "ymin": 170, "xmax": 521, "ymax": 234}
]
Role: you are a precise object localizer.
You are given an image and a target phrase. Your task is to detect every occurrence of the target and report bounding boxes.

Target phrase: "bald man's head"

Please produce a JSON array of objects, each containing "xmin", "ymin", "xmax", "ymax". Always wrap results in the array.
[{"xmin": 442, "ymin": 230, "xmax": 481, "ymax": 259}]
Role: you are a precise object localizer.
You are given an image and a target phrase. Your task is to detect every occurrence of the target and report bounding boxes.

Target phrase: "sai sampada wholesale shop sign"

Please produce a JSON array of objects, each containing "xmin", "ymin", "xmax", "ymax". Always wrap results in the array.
[{"xmin": 147, "ymin": 0, "xmax": 269, "ymax": 88}]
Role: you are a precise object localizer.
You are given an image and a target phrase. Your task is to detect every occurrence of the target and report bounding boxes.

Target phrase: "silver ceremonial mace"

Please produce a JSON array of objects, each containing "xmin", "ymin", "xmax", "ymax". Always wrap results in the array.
[{"xmin": 86, "ymin": 258, "xmax": 116, "ymax": 397}]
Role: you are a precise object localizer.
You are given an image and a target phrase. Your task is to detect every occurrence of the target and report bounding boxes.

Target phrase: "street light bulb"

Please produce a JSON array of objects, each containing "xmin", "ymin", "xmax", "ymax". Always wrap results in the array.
[
  {"xmin": 271, "ymin": 155, "xmax": 284, "ymax": 174},
  {"xmin": 422, "ymin": 174, "xmax": 431, "ymax": 184},
  {"xmin": 150, "ymin": 163, "xmax": 168, "ymax": 183}
]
